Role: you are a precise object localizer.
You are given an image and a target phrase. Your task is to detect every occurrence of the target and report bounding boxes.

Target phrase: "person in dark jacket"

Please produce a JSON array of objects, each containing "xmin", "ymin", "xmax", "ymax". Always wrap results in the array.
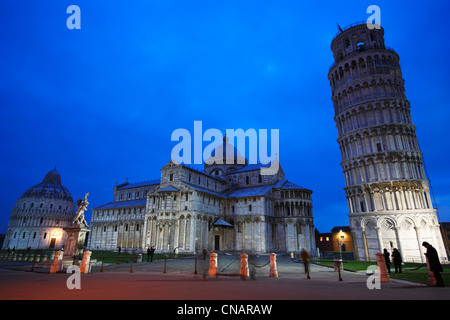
[
  {"xmin": 422, "ymin": 242, "xmax": 445, "ymax": 287},
  {"xmin": 383, "ymin": 249, "xmax": 391, "ymax": 273},
  {"xmin": 392, "ymin": 248, "xmax": 402, "ymax": 273},
  {"xmin": 149, "ymin": 246, "xmax": 155, "ymax": 262}
]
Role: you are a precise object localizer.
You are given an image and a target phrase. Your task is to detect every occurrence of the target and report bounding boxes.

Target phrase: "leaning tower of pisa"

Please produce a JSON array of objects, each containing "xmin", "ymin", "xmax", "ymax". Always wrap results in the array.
[{"xmin": 328, "ymin": 22, "xmax": 446, "ymax": 262}]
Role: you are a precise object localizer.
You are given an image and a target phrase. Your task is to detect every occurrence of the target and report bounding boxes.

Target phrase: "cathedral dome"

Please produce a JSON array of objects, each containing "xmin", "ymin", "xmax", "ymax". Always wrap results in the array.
[
  {"xmin": 205, "ymin": 136, "xmax": 248, "ymax": 166},
  {"xmin": 20, "ymin": 168, "xmax": 73, "ymax": 202}
]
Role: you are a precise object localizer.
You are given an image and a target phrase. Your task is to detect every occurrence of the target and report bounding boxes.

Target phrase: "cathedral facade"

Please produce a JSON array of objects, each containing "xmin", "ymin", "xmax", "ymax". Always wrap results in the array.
[{"xmin": 88, "ymin": 138, "xmax": 315, "ymax": 254}]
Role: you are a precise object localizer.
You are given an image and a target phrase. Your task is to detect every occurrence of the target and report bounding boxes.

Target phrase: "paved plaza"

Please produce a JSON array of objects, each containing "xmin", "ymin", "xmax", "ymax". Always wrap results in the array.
[{"xmin": 0, "ymin": 253, "xmax": 448, "ymax": 301}]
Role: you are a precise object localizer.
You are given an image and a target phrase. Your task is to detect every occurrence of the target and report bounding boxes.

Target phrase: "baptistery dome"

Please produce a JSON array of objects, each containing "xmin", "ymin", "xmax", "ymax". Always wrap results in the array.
[
  {"xmin": 20, "ymin": 168, "xmax": 73, "ymax": 203},
  {"xmin": 2, "ymin": 168, "xmax": 76, "ymax": 250}
]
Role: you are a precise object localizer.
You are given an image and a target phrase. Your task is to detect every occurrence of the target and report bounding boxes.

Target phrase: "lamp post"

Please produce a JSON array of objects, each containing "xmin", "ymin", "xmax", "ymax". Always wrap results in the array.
[{"xmin": 338, "ymin": 230, "xmax": 345, "ymax": 261}]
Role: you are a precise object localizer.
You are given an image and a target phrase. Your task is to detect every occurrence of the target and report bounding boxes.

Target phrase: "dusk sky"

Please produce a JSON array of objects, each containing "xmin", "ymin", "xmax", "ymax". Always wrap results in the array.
[{"xmin": 1, "ymin": 0, "xmax": 449, "ymax": 235}]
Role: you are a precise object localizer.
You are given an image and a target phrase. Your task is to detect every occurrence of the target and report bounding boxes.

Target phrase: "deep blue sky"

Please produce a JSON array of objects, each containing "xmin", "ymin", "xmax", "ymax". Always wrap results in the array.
[{"xmin": 1, "ymin": 0, "xmax": 449, "ymax": 235}]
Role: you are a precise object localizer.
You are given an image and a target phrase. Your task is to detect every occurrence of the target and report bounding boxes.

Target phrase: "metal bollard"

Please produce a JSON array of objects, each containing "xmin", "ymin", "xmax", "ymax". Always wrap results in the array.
[
  {"xmin": 194, "ymin": 257, "xmax": 198, "ymax": 274},
  {"xmin": 163, "ymin": 257, "xmax": 167, "ymax": 274},
  {"xmin": 337, "ymin": 260, "xmax": 343, "ymax": 281}
]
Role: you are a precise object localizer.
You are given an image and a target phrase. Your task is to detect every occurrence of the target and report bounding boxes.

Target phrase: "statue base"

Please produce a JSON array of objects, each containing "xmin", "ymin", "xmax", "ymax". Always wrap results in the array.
[{"xmin": 63, "ymin": 222, "xmax": 88, "ymax": 261}]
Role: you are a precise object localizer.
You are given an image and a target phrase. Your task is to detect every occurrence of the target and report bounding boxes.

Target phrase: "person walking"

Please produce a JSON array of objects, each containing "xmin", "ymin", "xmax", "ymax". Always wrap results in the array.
[
  {"xmin": 147, "ymin": 246, "xmax": 151, "ymax": 262},
  {"xmin": 383, "ymin": 249, "xmax": 391, "ymax": 273},
  {"xmin": 392, "ymin": 248, "xmax": 402, "ymax": 273},
  {"xmin": 300, "ymin": 248, "xmax": 310, "ymax": 276},
  {"xmin": 202, "ymin": 247, "xmax": 207, "ymax": 260},
  {"xmin": 422, "ymin": 242, "xmax": 445, "ymax": 287}
]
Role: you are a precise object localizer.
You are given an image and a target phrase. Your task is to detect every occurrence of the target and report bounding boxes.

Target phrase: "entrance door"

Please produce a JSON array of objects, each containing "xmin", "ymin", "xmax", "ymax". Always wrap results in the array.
[
  {"xmin": 49, "ymin": 237, "xmax": 56, "ymax": 249},
  {"xmin": 214, "ymin": 235, "xmax": 220, "ymax": 251}
]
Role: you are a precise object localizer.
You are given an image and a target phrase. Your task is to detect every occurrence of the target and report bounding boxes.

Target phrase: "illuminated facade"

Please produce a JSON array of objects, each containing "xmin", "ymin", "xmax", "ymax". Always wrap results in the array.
[
  {"xmin": 88, "ymin": 138, "xmax": 316, "ymax": 254},
  {"xmin": 328, "ymin": 22, "xmax": 446, "ymax": 262},
  {"xmin": 2, "ymin": 169, "xmax": 76, "ymax": 250}
]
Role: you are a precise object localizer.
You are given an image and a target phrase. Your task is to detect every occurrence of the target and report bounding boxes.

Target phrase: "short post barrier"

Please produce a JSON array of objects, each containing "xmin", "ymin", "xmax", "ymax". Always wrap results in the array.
[
  {"xmin": 270, "ymin": 253, "xmax": 278, "ymax": 278},
  {"xmin": 50, "ymin": 250, "xmax": 63, "ymax": 274},
  {"xmin": 337, "ymin": 261, "xmax": 343, "ymax": 281},
  {"xmin": 194, "ymin": 257, "xmax": 198, "ymax": 274},
  {"xmin": 80, "ymin": 251, "xmax": 92, "ymax": 274},
  {"xmin": 209, "ymin": 252, "xmax": 218, "ymax": 276},
  {"xmin": 163, "ymin": 257, "xmax": 167, "ymax": 274},
  {"xmin": 30, "ymin": 255, "xmax": 36, "ymax": 272},
  {"xmin": 240, "ymin": 253, "xmax": 249, "ymax": 278},
  {"xmin": 306, "ymin": 261, "xmax": 311, "ymax": 280},
  {"xmin": 425, "ymin": 254, "xmax": 437, "ymax": 286},
  {"xmin": 376, "ymin": 253, "xmax": 390, "ymax": 283}
]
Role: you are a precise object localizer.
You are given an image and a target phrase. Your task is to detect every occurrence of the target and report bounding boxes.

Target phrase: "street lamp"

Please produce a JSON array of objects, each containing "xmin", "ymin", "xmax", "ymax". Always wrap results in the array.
[{"xmin": 338, "ymin": 230, "xmax": 345, "ymax": 260}]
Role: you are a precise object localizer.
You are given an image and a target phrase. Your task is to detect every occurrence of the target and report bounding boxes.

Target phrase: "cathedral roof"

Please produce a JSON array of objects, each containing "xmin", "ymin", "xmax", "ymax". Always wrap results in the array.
[
  {"xmin": 158, "ymin": 185, "xmax": 179, "ymax": 192},
  {"xmin": 20, "ymin": 168, "xmax": 73, "ymax": 202},
  {"xmin": 116, "ymin": 179, "xmax": 161, "ymax": 190},
  {"xmin": 227, "ymin": 162, "xmax": 272, "ymax": 174},
  {"xmin": 95, "ymin": 199, "xmax": 147, "ymax": 210},
  {"xmin": 225, "ymin": 184, "xmax": 275, "ymax": 198},
  {"xmin": 279, "ymin": 180, "xmax": 310, "ymax": 190}
]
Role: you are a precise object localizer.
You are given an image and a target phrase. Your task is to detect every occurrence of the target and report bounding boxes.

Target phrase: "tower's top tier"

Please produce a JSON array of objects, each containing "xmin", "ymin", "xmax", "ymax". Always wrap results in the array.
[{"xmin": 331, "ymin": 21, "xmax": 386, "ymax": 66}]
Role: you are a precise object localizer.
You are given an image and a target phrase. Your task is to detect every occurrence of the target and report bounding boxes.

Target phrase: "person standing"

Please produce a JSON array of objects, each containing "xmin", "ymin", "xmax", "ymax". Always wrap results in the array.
[
  {"xmin": 202, "ymin": 247, "xmax": 207, "ymax": 260},
  {"xmin": 147, "ymin": 246, "xmax": 151, "ymax": 262},
  {"xmin": 149, "ymin": 246, "xmax": 155, "ymax": 262},
  {"xmin": 383, "ymin": 249, "xmax": 391, "ymax": 273},
  {"xmin": 422, "ymin": 242, "xmax": 445, "ymax": 287},
  {"xmin": 392, "ymin": 248, "xmax": 402, "ymax": 273}
]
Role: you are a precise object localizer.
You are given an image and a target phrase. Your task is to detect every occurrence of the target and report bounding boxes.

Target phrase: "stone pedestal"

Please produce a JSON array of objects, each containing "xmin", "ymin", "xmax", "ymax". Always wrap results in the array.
[
  {"xmin": 376, "ymin": 253, "xmax": 390, "ymax": 283},
  {"xmin": 63, "ymin": 223, "xmax": 88, "ymax": 260},
  {"xmin": 208, "ymin": 252, "xmax": 218, "ymax": 276},
  {"xmin": 270, "ymin": 253, "xmax": 278, "ymax": 278},
  {"xmin": 240, "ymin": 253, "xmax": 249, "ymax": 278}
]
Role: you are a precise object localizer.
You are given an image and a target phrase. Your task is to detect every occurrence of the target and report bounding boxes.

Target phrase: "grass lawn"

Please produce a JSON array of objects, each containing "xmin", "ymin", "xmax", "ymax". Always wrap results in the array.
[
  {"xmin": 90, "ymin": 250, "xmax": 192, "ymax": 264},
  {"xmin": 314, "ymin": 259, "xmax": 450, "ymax": 286}
]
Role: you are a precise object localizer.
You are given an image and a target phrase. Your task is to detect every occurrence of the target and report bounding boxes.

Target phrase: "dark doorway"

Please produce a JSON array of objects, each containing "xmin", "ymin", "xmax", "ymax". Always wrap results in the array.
[
  {"xmin": 49, "ymin": 237, "xmax": 56, "ymax": 249},
  {"xmin": 214, "ymin": 235, "xmax": 220, "ymax": 251}
]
